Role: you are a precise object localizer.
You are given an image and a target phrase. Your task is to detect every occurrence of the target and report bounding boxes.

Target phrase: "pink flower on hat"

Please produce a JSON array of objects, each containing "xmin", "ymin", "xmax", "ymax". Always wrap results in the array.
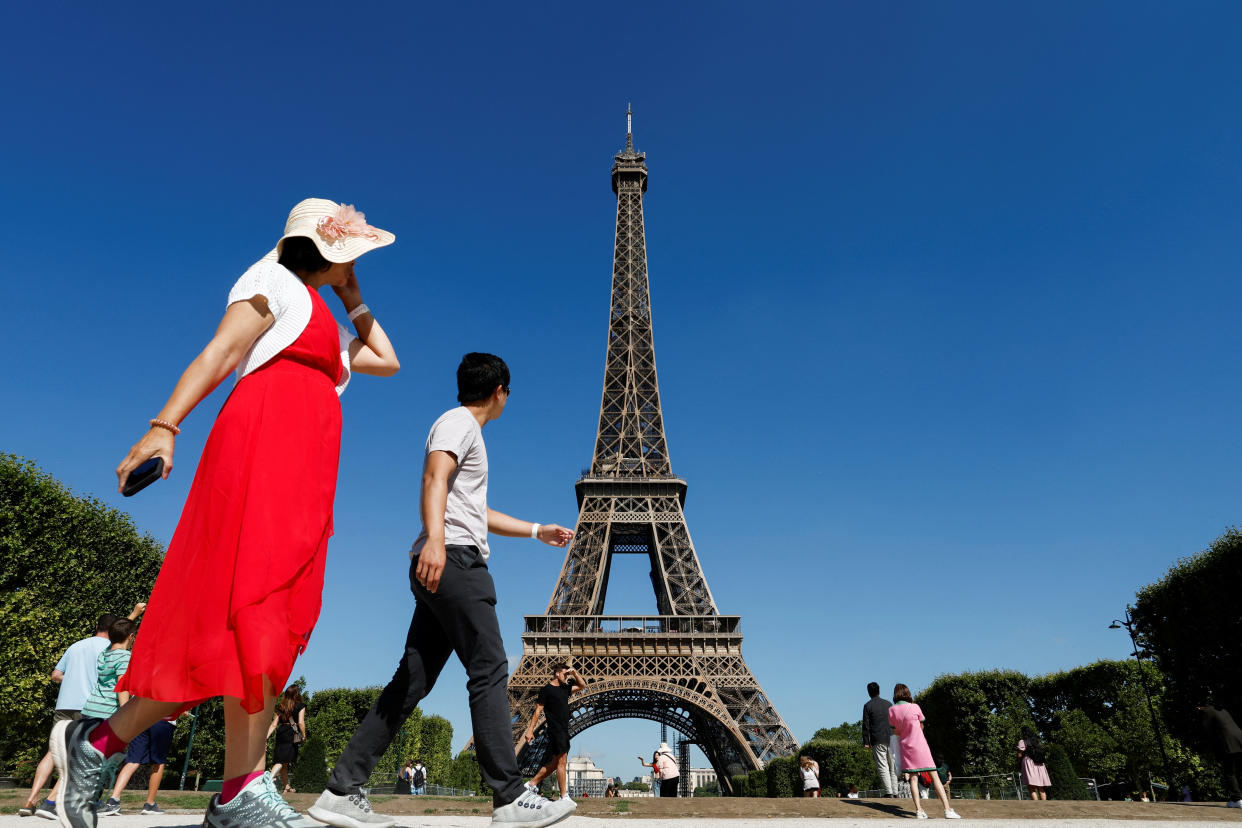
[{"xmin": 316, "ymin": 204, "xmax": 381, "ymax": 243}]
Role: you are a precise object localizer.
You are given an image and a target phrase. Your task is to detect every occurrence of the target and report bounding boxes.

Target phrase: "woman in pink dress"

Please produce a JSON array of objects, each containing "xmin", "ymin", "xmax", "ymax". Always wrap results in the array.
[
  {"xmin": 1018, "ymin": 727, "xmax": 1052, "ymax": 800},
  {"xmin": 888, "ymin": 684, "xmax": 961, "ymax": 820}
]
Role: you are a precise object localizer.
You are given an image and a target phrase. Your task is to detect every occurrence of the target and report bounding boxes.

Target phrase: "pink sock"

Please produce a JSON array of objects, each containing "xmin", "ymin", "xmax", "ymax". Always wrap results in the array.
[
  {"xmin": 220, "ymin": 772, "xmax": 264, "ymax": 804},
  {"xmin": 87, "ymin": 722, "xmax": 128, "ymax": 758}
]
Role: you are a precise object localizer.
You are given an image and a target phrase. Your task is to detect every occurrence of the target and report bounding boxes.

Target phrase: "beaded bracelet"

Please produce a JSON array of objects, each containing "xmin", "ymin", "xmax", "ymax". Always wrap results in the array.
[{"xmin": 149, "ymin": 418, "xmax": 181, "ymax": 436}]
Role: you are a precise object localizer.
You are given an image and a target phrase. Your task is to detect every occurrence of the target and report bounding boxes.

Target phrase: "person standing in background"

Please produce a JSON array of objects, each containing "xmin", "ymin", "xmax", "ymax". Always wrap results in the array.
[
  {"xmin": 862, "ymin": 682, "xmax": 898, "ymax": 798},
  {"xmin": 1198, "ymin": 702, "xmax": 1242, "ymax": 808}
]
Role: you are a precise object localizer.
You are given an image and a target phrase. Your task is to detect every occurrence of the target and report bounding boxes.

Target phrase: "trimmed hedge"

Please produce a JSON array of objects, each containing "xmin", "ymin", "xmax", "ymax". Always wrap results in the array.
[
  {"xmin": 765, "ymin": 755, "xmax": 798, "ymax": 797},
  {"xmin": 747, "ymin": 768, "xmax": 766, "ymax": 796},
  {"xmin": 290, "ymin": 736, "xmax": 329, "ymax": 792},
  {"xmin": 799, "ymin": 739, "xmax": 881, "ymax": 796},
  {"xmin": 1046, "ymin": 743, "xmax": 1089, "ymax": 800},
  {"xmin": 0, "ymin": 454, "xmax": 164, "ymax": 773},
  {"xmin": 731, "ymin": 774, "xmax": 749, "ymax": 796}
]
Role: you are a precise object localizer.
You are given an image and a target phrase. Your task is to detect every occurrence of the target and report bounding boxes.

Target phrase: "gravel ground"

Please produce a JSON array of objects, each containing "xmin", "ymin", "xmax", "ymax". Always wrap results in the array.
[{"xmin": 1, "ymin": 815, "xmax": 1240, "ymax": 828}]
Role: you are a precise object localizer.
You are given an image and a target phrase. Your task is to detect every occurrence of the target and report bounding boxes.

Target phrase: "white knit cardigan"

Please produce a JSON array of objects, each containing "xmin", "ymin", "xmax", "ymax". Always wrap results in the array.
[{"xmin": 227, "ymin": 260, "xmax": 355, "ymax": 395}]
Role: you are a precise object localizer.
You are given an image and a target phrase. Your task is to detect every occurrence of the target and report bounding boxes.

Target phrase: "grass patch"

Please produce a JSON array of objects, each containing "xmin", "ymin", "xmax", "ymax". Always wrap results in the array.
[{"xmin": 614, "ymin": 800, "xmax": 631, "ymax": 813}]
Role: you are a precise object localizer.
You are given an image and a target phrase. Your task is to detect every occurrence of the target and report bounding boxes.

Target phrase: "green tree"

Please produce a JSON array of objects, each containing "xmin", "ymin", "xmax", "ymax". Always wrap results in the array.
[
  {"xmin": 0, "ymin": 454, "xmax": 163, "ymax": 771},
  {"xmin": 622, "ymin": 781, "xmax": 649, "ymax": 791},
  {"xmin": 447, "ymin": 749, "xmax": 489, "ymax": 796},
  {"xmin": 917, "ymin": 669, "xmax": 1033, "ymax": 775},
  {"xmin": 1131, "ymin": 529, "xmax": 1242, "ymax": 753},
  {"xmin": 811, "ymin": 721, "xmax": 863, "ymax": 744},
  {"xmin": 418, "ymin": 715, "xmax": 454, "ymax": 786}
]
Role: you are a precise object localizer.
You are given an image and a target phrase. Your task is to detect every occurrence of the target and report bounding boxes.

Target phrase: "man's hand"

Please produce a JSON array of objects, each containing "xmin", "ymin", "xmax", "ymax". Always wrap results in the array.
[
  {"xmin": 416, "ymin": 539, "xmax": 448, "ymax": 593},
  {"xmin": 127, "ymin": 602, "xmax": 148, "ymax": 621},
  {"xmin": 536, "ymin": 524, "xmax": 574, "ymax": 547}
]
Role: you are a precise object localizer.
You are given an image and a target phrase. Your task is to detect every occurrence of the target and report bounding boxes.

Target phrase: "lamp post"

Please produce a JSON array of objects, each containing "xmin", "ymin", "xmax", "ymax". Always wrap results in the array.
[
  {"xmin": 1109, "ymin": 605, "xmax": 1173, "ymax": 800},
  {"xmin": 178, "ymin": 707, "xmax": 200, "ymax": 791}
]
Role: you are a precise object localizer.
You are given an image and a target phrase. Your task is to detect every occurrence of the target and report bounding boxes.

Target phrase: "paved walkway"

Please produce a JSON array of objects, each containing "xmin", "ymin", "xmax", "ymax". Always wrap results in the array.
[{"xmin": 2, "ymin": 816, "xmax": 1239, "ymax": 827}]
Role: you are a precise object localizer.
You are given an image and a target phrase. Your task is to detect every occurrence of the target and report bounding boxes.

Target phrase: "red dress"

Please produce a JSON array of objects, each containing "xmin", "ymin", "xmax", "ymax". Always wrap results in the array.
[{"xmin": 119, "ymin": 286, "xmax": 343, "ymax": 713}]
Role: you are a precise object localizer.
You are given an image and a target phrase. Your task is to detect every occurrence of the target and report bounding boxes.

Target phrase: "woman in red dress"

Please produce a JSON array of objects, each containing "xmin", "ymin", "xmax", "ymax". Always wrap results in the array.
[{"xmin": 51, "ymin": 198, "xmax": 400, "ymax": 828}]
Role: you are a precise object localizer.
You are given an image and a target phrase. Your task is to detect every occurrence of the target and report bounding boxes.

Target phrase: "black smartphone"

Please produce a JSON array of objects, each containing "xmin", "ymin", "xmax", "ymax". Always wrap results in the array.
[{"xmin": 122, "ymin": 457, "xmax": 164, "ymax": 497}]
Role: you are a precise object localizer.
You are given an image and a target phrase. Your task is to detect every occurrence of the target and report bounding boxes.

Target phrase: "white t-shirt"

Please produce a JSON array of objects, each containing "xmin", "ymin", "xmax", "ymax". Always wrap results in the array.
[
  {"xmin": 54, "ymin": 636, "xmax": 110, "ymax": 710},
  {"xmin": 801, "ymin": 764, "xmax": 819, "ymax": 790},
  {"xmin": 410, "ymin": 407, "xmax": 490, "ymax": 560}
]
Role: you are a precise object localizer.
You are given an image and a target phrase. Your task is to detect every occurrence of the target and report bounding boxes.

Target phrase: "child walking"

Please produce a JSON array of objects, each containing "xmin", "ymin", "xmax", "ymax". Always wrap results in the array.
[{"xmin": 888, "ymin": 684, "xmax": 961, "ymax": 820}]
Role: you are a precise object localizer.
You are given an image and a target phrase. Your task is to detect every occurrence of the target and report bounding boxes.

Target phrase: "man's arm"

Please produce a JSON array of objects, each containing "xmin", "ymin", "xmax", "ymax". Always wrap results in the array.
[
  {"xmin": 567, "ymin": 667, "xmax": 586, "ymax": 695},
  {"xmin": 524, "ymin": 703, "xmax": 545, "ymax": 742},
  {"xmin": 415, "ymin": 450, "xmax": 457, "ymax": 593},
  {"xmin": 127, "ymin": 602, "xmax": 148, "ymax": 621},
  {"xmin": 862, "ymin": 704, "xmax": 871, "ymax": 746},
  {"xmin": 487, "ymin": 509, "xmax": 573, "ymax": 547},
  {"xmin": 50, "ymin": 669, "xmax": 65, "ymax": 683}
]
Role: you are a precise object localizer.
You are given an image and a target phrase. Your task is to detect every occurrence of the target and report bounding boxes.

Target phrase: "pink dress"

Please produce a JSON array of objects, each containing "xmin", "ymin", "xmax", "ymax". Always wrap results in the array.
[
  {"xmin": 888, "ymin": 701, "xmax": 936, "ymax": 772},
  {"xmin": 1019, "ymin": 740, "xmax": 1052, "ymax": 787}
]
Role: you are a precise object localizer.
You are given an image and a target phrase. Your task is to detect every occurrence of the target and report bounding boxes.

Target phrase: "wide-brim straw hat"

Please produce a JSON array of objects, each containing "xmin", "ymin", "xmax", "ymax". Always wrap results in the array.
[{"xmin": 262, "ymin": 198, "xmax": 395, "ymax": 264}]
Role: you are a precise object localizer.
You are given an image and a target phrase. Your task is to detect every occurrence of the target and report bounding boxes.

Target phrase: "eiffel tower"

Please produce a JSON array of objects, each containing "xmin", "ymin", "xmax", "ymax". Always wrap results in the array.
[{"xmin": 507, "ymin": 109, "xmax": 797, "ymax": 794}]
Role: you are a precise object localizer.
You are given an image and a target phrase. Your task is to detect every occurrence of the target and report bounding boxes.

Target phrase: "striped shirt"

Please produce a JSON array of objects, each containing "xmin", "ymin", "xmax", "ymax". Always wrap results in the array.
[{"xmin": 80, "ymin": 648, "xmax": 130, "ymax": 719}]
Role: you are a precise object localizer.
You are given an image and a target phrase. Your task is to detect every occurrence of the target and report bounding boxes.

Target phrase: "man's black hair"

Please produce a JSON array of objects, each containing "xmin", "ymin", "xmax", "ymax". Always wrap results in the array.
[
  {"xmin": 97, "ymin": 613, "xmax": 119, "ymax": 633},
  {"xmin": 278, "ymin": 236, "xmax": 332, "ymax": 275},
  {"xmin": 457, "ymin": 353, "xmax": 509, "ymax": 404},
  {"xmin": 867, "ymin": 682, "xmax": 880, "ymax": 698}
]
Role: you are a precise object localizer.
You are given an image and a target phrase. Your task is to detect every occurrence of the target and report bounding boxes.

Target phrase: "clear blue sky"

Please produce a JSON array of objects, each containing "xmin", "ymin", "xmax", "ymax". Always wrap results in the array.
[{"xmin": 4, "ymin": 1, "xmax": 1240, "ymax": 782}]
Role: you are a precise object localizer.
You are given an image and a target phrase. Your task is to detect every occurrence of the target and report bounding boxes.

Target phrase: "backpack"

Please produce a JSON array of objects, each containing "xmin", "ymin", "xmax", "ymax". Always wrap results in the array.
[
  {"xmin": 413, "ymin": 767, "xmax": 426, "ymax": 785},
  {"xmin": 1025, "ymin": 740, "xmax": 1047, "ymax": 764}
]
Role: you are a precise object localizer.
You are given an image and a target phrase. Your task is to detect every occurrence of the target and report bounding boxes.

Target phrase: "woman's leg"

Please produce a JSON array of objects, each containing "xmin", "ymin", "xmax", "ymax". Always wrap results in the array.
[
  {"xmin": 222, "ymin": 688, "xmax": 277, "ymax": 782},
  {"xmin": 930, "ymin": 773, "xmax": 952, "ymax": 812},
  {"xmin": 907, "ymin": 774, "xmax": 922, "ymax": 812},
  {"xmin": 271, "ymin": 762, "xmax": 284, "ymax": 780},
  {"xmin": 108, "ymin": 698, "xmax": 185, "ymax": 743}
]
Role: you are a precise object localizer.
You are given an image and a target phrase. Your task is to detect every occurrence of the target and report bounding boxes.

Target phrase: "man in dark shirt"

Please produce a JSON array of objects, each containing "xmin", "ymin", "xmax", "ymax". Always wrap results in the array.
[
  {"xmin": 1199, "ymin": 703, "xmax": 1242, "ymax": 807},
  {"xmin": 862, "ymin": 681, "xmax": 898, "ymax": 797},
  {"xmin": 524, "ymin": 663, "xmax": 585, "ymax": 800}
]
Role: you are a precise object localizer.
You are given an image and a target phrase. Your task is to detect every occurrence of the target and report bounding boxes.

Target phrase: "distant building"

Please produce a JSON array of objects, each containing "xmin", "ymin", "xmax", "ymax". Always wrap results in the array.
[
  {"xmin": 566, "ymin": 755, "xmax": 609, "ymax": 798},
  {"xmin": 687, "ymin": 767, "xmax": 717, "ymax": 793}
]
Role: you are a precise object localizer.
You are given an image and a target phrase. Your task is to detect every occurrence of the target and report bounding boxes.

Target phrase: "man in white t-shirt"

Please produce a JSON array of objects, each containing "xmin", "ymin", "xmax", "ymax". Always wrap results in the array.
[
  {"xmin": 311, "ymin": 353, "xmax": 578, "ymax": 828},
  {"xmin": 19, "ymin": 604, "xmax": 146, "ymax": 818}
]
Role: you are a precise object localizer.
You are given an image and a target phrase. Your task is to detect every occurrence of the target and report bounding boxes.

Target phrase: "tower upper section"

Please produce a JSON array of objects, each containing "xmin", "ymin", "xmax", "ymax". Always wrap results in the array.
[{"xmin": 590, "ymin": 109, "xmax": 671, "ymax": 479}]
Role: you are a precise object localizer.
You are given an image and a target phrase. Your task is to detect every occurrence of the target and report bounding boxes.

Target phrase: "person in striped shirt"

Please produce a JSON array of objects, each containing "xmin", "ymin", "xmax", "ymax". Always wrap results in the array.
[{"xmin": 80, "ymin": 618, "xmax": 137, "ymax": 719}]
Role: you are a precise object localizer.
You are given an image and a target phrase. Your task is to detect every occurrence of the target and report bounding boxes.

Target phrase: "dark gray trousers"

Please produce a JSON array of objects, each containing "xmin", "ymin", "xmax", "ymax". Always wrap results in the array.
[{"xmin": 327, "ymin": 545, "xmax": 524, "ymax": 806}]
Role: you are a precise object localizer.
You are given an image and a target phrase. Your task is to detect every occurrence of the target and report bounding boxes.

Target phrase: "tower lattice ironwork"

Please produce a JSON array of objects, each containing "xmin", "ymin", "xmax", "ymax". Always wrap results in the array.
[{"xmin": 507, "ymin": 110, "xmax": 797, "ymax": 793}]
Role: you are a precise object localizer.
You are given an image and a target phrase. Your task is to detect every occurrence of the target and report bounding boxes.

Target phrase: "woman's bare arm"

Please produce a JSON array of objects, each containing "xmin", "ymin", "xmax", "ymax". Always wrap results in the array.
[{"xmin": 117, "ymin": 298, "xmax": 272, "ymax": 491}]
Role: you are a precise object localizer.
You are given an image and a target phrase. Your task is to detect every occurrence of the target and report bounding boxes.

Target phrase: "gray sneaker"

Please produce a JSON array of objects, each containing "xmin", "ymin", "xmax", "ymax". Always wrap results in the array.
[
  {"xmin": 96, "ymin": 799, "xmax": 121, "ymax": 816},
  {"xmin": 50, "ymin": 719, "xmax": 125, "ymax": 828},
  {"xmin": 33, "ymin": 802, "xmax": 58, "ymax": 821},
  {"xmin": 203, "ymin": 773, "xmax": 320, "ymax": 827},
  {"xmin": 307, "ymin": 789, "xmax": 396, "ymax": 828},
  {"xmin": 490, "ymin": 788, "xmax": 577, "ymax": 828},
  {"xmin": 139, "ymin": 803, "xmax": 164, "ymax": 815}
]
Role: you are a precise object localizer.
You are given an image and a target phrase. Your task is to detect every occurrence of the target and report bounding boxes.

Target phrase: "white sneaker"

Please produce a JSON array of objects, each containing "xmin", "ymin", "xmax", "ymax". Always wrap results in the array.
[
  {"xmin": 915, "ymin": 810, "xmax": 928, "ymax": 819},
  {"xmin": 1227, "ymin": 799, "xmax": 1242, "ymax": 808},
  {"xmin": 945, "ymin": 808, "xmax": 962, "ymax": 818},
  {"xmin": 491, "ymin": 788, "xmax": 577, "ymax": 827},
  {"xmin": 307, "ymin": 789, "xmax": 396, "ymax": 827}
]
